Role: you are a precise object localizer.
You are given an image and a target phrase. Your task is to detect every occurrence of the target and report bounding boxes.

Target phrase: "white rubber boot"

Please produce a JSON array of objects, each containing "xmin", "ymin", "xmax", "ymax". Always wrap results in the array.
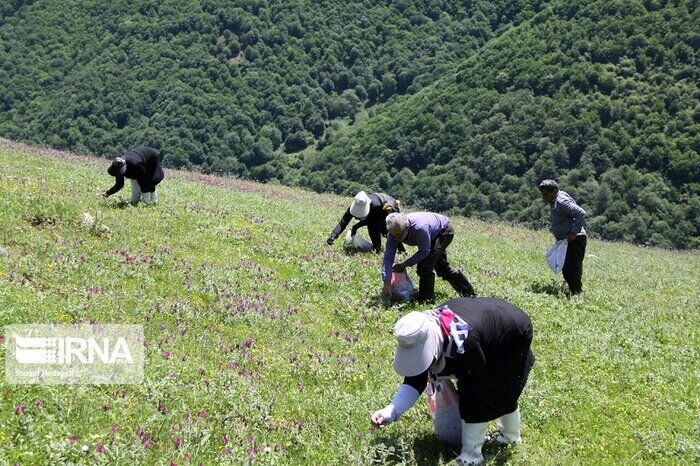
[
  {"xmin": 130, "ymin": 179, "xmax": 141, "ymax": 205},
  {"xmin": 142, "ymin": 192, "xmax": 151, "ymax": 205},
  {"xmin": 495, "ymin": 407, "xmax": 522, "ymax": 444},
  {"xmin": 455, "ymin": 421, "xmax": 488, "ymax": 465}
]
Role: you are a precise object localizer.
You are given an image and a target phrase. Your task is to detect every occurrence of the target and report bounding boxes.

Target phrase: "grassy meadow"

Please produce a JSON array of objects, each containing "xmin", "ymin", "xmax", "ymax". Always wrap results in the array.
[{"xmin": 0, "ymin": 140, "xmax": 697, "ymax": 465}]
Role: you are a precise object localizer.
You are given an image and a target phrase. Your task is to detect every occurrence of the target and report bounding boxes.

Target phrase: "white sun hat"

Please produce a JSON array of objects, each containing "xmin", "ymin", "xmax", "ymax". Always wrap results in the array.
[
  {"xmin": 349, "ymin": 191, "xmax": 371, "ymax": 219},
  {"xmin": 393, "ymin": 311, "xmax": 440, "ymax": 377}
]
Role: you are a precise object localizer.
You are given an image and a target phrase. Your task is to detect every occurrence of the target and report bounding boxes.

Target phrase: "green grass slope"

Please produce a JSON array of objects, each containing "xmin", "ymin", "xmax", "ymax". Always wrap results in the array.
[
  {"xmin": 302, "ymin": 0, "xmax": 699, "ymax": 249},
  {"xmin": 0, "ymin": 139, "xmax": 698, "ymax": 464}
]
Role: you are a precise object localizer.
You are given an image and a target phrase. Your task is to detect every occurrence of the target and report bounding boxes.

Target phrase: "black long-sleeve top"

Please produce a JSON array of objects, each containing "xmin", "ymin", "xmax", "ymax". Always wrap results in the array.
[
  {"xmin": 403, "ymin": 297, "xmax": 535, "ymax": 422},
  {"xmin": 105, "ymin": 146, "xmax": 163, "ymax": 195},
  {"xmin": 329, "ymin": 193, "xmax": 401, "ymax": 250}
]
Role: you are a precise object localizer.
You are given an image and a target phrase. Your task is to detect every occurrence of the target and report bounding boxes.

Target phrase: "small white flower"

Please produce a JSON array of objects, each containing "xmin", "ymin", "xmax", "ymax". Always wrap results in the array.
[
  {"xmin": 81, "ymin": 445, "xmax": 89, "ymax": 453},
  {"xmin": 80, "ymin": 212, "xmax": 95, "ymax": 229}
]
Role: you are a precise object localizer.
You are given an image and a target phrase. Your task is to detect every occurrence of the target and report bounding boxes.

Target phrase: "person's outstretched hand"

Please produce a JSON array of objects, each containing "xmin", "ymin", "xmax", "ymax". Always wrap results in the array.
[
  {"xmin": 371, "ymin": 406, "xmax": 394, "ymax": 429},
  {"xmin": 382, "ymin": 282, "xmax": 393, "ymax": 296}
]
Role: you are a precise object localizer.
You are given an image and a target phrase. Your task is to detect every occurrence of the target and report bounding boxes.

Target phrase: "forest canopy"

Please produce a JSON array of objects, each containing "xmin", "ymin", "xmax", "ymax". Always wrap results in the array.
[
  {"xmin": 0, "ymin": 0, "xmax": 697, "ymax": 248},
  {"xmin": 299, "ymin": 0, "xmax": 700, "ymax": 248},
  {"xmin": 0, "ymin": 0, "xmax": 542, "ymax": 168}
]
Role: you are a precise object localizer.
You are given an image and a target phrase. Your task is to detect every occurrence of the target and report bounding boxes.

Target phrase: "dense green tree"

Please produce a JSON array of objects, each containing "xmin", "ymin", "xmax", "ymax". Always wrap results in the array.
[
  {"xmin": 0, "ymin": 0, "xmax": 695, "ymax": 247},
  {"xmin": 284, "ymin": 130, "xmax": 313, "ymax": 153},
  {"xmin": 297, "ymin": 0, "xmax": 699, "ymax": 248}
]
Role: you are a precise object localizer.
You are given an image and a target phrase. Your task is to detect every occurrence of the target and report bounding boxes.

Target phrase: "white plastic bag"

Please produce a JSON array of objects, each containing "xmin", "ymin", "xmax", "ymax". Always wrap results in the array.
[
  {"xmin": 345, "ymin": 230, "xmax": 373, "ymax": 251},
  {"xmin": 427, "ymin": 378, "xmax": 462, "ymax": 445},
  {"xmin": 546, "ymin": 239, "xmax": 568, "ymax": 273},
  {"xmin": 391, "ymin": 272, "xmax": 414, "ymax": 300}
]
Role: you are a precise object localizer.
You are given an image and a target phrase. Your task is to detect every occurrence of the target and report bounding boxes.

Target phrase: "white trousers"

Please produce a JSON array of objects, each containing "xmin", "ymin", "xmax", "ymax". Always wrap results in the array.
[{"xmin": 130, "ymin": 180, "xmax": 158, "ymax": 205}]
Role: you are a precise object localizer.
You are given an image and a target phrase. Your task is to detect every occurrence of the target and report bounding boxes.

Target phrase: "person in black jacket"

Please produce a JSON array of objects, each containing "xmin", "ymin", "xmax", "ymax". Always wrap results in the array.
[
  {"xmin": 371, "ymin": 297, "xmax": 535, "ymax": 465},
  {"xmin": 327, "ymin": 191, "xmax": 404, "ymax": 253},
  {"xmin": 102, "ymin": 146, "xmax": 164, "ymax": 206}
]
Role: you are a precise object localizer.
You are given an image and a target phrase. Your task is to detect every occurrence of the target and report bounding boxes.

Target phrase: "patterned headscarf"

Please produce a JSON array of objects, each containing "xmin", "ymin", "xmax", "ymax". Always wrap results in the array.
[{"xmin": 427, "ymin": 305, "xmax": 471, "ymax": 374}]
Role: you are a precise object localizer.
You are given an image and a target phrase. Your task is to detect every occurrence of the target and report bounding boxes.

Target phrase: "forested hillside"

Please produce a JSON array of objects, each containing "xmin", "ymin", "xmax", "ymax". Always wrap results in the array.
[
  {"xmin": 1, "ymin": 0, "xmax": 697, "ymax": 248},
  {"xmin": 302, "ymin": 0, "xmax": 700, "ymax": 248},
  {"xmin": 0, "ymin": 0, "xmax": 542, "ymax": 174}
]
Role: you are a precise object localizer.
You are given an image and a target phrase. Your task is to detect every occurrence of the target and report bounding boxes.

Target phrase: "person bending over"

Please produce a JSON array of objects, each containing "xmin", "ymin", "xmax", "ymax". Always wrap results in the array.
[
  {"xmin": 103, "ymin": 146, "xmax": 164, "ymax": 206},
  {"xmin": 372, "ymin": 297, "xmax": 535, "ymax": 464},
  {"xmin": 382, "ymin": 212, "xmax": 475, "ymax": 302},
  {"xmin": 327, "ymin": 190, "xmax": 404, "ymax": 254}
]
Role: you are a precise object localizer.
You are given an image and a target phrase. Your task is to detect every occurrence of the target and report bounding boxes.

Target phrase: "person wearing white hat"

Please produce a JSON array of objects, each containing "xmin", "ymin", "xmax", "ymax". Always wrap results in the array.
[
  {"xmin": 371, "ymin": 297, "xmax": 535, "ymax": 465},
  {"xmin": 103, "ymin": 146, "xmax": 164, "ymax": 206},
  {"xmin": 327, "ymin": 191, "xmax": 404, "ymax": 253}
]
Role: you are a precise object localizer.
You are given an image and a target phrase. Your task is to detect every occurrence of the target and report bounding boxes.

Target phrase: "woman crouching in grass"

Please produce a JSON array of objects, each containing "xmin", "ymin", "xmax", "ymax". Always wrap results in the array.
[{"xmin": 371, "ymin": 297, "xmax": 535, "ymax": 465}]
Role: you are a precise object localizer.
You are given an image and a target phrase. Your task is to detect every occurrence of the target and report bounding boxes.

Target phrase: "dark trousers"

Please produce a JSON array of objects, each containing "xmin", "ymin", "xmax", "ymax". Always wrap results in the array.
[
  {"xmin": 562, "ymin": 235, "xmax": 587, "ymax": 294},
  {"xmin": 416, "ymin": 224, "xmax": 475, "ymax": 301}
]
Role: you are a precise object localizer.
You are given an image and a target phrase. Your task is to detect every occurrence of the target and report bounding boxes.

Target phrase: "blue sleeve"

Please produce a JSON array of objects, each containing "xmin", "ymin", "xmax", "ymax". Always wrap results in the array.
[
  {"xmin": 382, "ymin": 236, "xmax": 398, "ymax": 282},
  {"xmin": 403, "ymin": 226, "xmax": 431, "ymax": 266}
]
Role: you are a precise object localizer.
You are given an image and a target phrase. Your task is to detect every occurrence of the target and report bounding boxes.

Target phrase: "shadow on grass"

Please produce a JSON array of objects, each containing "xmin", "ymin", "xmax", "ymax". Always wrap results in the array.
[
  {"xmin": 364, "ymin": 290, "xmax": 456, "ymax": 311},
  {"xmin": 106, "ymin": 200, "xmax": 132, "ymax": 210},
  {"xmin": 367, "ymin": 431, "xmax": 446, "ymax": 464},
  {"xmin": 342, "ymin": 245, "xmax": 375, "ymax": 256},
  {"xmin": 371, "ymin": 432, "xmax": 516, "ymax": 465},
  {"xmin": 412, "ymin": 433, "xmax": 459, "ymax": 465},
  {"xmin": 482, "ymin": 440, "xmax": 517, "ymax": 465},
  {"xmin": 365, "ymin": 293, "xmax": 399, "ymax": 310},
  {"xmin": 529, "ymin": 280, "xmax": 568, "ymax": 298},
  {"xmin": 342, "ymin": 246, "xmax": 406, "ymax": 256}
]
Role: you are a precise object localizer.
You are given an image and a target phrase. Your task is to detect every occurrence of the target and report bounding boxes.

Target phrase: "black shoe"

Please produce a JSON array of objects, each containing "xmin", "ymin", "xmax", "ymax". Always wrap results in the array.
[{"xmin": 449, "ymin": 272, "xmax": 476, "ymax": 297}]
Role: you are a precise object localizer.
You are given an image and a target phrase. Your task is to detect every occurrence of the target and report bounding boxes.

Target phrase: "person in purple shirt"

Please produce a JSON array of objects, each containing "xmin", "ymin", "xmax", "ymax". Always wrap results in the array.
[{"xmin": 382, "ymin": 212, "xmax": 476, "ymax": 302}]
